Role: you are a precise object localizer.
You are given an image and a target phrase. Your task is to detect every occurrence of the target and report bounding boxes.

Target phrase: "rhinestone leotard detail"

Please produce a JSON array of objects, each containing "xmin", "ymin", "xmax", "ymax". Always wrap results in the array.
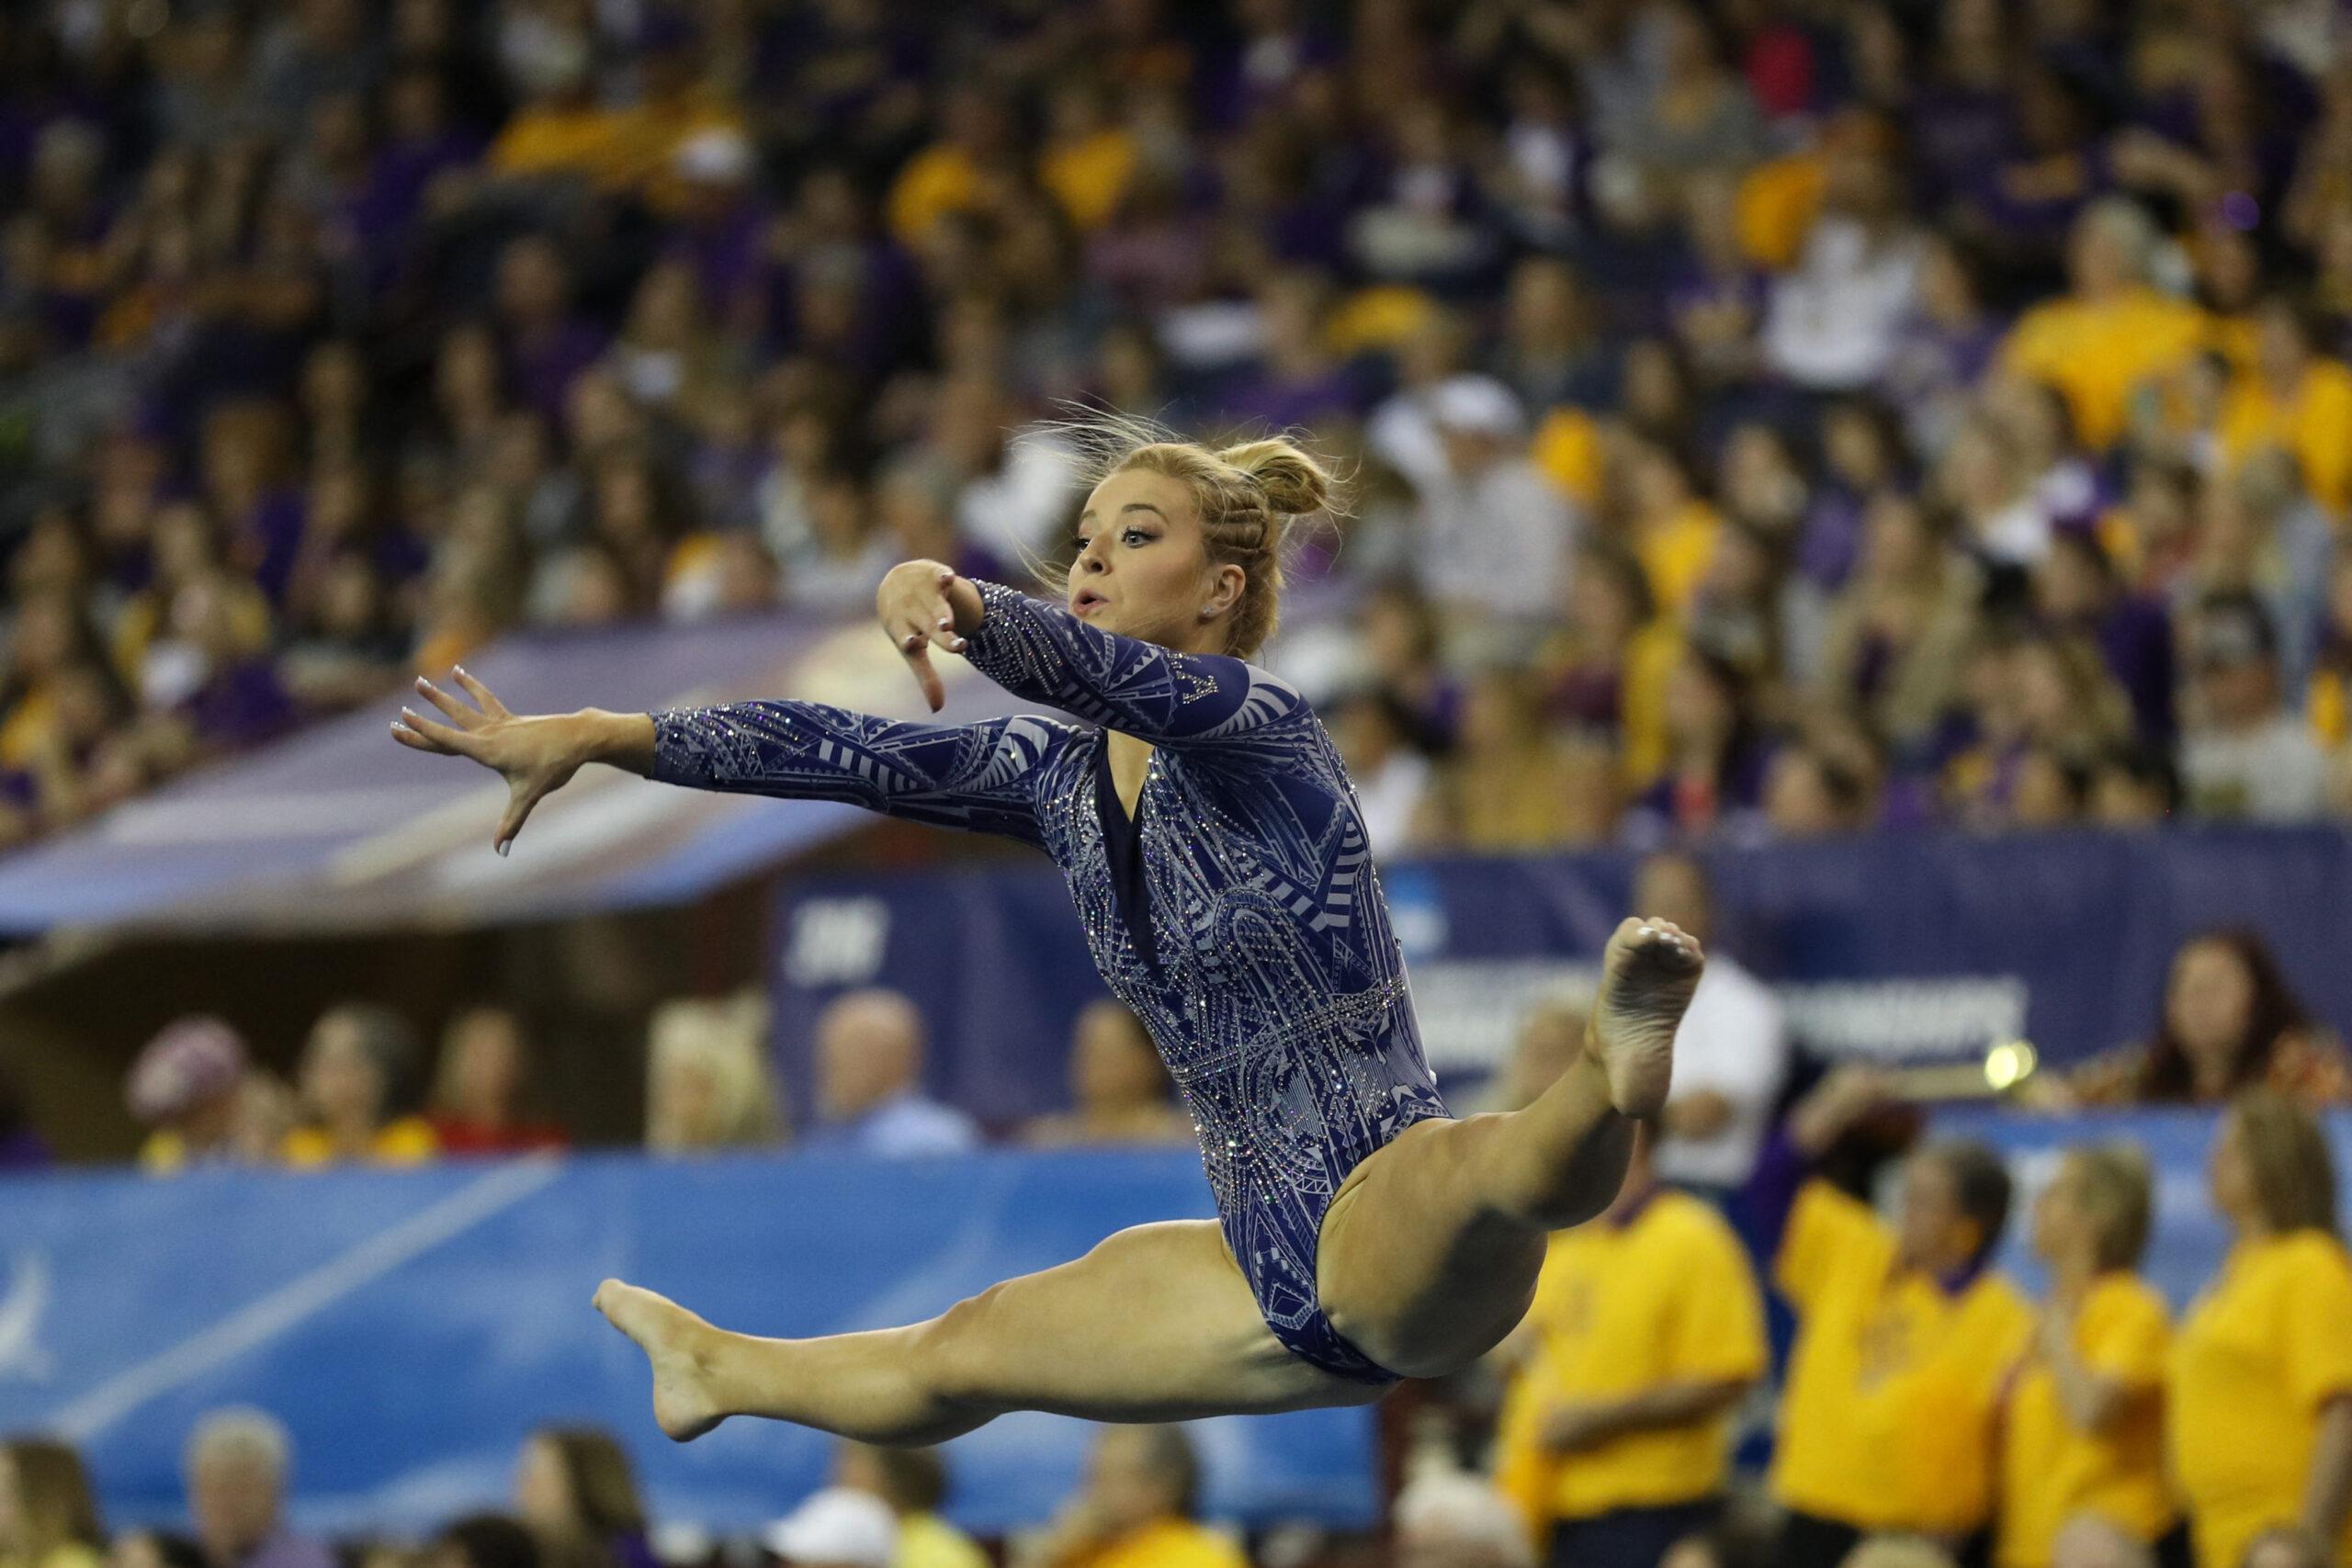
[{"xmin": 650, "ymin": 581, "xmax": 1452, "ymax": 1382}]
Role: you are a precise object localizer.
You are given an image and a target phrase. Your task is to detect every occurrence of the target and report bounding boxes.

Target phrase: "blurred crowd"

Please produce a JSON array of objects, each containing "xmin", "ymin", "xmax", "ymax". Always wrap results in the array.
[
  {"xmin": 2, "ymin": 0, "xmax": 2352, "ymax": 850},
  {"xmin": 5, "ymin": 863, "xmax": 2351, "ymax": 1564}
]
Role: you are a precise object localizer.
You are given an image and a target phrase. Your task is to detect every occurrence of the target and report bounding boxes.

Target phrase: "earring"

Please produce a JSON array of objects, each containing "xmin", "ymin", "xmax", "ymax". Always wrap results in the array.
[{"xmin": 1200, "ymin": 607, "xmax": 1214, "ymax": 619}]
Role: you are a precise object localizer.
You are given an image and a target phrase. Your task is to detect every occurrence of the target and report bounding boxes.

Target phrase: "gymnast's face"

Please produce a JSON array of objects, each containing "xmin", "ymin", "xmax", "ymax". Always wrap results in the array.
[{"xmin": 1069, "ymin": 468, "xmax": 1241, "ymax": 655}]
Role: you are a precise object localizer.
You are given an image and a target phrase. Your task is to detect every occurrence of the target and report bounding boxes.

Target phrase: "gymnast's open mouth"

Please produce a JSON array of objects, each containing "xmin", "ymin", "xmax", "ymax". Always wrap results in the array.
[{"xmin": 1072, "ymin": 588, "xmax": 1109, "ymax": 616}]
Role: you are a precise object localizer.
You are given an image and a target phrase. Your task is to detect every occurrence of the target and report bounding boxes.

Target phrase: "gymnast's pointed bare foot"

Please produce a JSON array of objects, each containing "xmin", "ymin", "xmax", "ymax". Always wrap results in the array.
[
  {"xmin": 594, "ymin": 1279, "xmax": 727, "ymax": 1441},
  {"xmin": 1589, "ymin": 916, "xmax": 1704, "ymax": 1120}
]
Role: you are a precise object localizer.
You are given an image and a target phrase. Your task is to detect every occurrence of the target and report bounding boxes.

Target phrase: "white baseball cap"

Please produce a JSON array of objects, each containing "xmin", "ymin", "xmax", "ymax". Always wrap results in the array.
[
  {"xmin": 763, "ymin": 1488, "xmax": 899, "ymax": 1568},
  {"xmin": 1426, "ymin": 376, "xmax": 1525, "ymax": 438}
]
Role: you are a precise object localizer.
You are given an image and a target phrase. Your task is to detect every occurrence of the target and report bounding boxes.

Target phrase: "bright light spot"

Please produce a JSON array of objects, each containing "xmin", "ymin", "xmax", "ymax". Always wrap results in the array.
[{"xmin": 1984, "ymin": 1040, "xmax": 2038, "ymax": 1092}]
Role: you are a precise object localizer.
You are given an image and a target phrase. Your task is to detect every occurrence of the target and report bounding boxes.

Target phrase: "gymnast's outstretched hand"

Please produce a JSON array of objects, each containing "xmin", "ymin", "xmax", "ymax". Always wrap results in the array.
[
  {"xmin": 390, "ymin": 666, "xmax": 596, "ymax": 855},
  {"xmin": 876, "ymin": 559, "xmax": 983, "ymax": 712}
]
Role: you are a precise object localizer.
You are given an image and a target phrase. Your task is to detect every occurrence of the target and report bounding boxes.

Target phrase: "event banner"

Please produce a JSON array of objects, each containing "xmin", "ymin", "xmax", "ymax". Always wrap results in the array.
[
  {"xmin": 0, "ymin": 1152, "xmax": 1375, "ymax": 1537},
  {"xmin": 771, "ymin": 829, "xmax": 2352, "ymax": 1130}
]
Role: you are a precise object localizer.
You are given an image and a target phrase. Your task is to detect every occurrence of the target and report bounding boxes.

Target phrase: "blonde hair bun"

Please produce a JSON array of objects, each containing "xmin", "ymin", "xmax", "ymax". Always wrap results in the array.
[{"xmin": 1216, "ymin": 437, "xmax": 1336, "ymax": 519}]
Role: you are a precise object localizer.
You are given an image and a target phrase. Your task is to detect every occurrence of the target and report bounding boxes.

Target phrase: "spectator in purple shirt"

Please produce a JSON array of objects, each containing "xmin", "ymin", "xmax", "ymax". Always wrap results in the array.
[
  {"xmin": 185, "ymin": 1409, "xmax": 333, "ymax": 1568},
  {"xmin": 493, "ymin": 235, "xmax": 606, "ymax": 431},
  {"xmin": 2032, "ymin": 527, "xmax": 2177, "ymax": 743}
]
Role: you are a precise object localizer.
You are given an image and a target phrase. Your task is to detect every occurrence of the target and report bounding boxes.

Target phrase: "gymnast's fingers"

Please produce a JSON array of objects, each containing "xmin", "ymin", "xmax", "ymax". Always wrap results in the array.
[
  {"xmin": 449, "ymin": 665, "xmax": 512, "ymax": 719},
  {"xmin": 902, "ymin": 643, "xmax": 945, "ymax": 712},
  {"xmin": 413, "ymin": 675, "xmax": 483, "ymax": 729}
]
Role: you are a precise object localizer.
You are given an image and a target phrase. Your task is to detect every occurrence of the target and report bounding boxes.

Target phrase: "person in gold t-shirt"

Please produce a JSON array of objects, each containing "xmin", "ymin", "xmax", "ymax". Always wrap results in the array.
[
  {"xmin": 1492, "ymin": 1131, "xmax": 1768, "ymax": 1568},
  {"xmin": 1758, "ymin": 1069, "xmax": 2036, "ymax": 1568},
  {"xmin": 1021, "ymin": 1427, "xmax": 1246, "ymax": 1568},
  {"xmin": 1997, "ymin": 1145, "xmax": 2174, "ymax": 1568},
  {"xmin": 2169, "ymin": 1092, "xmax": 2352, "ymax": 1568},
  {"xmin": 279, "ymin": 1003, "xmax": 438, "ymax": 1168},
  {"xmin": 1999, "ymin": 200, "xmax": 2211, "ymax": 452}
]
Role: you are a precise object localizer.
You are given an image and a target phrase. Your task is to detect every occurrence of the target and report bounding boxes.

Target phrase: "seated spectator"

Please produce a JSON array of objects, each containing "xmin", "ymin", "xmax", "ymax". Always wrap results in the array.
[
  {"xmin": 2168, "ymin": 1093, "xmax": 2352, "ymax": 1568},
  {"xmin": 0, "ymin": 1439, "xmax": 103, "ymax": 1568},
  {"xmin": 1760, "ymin": 112, "xmax": 1924, "ymax": 394},
  {"xmin": 809, "ymin": 990, "xmax": 978, "ymax": 1157},
  {"xmin": 2218, "ymin": 296, "xmax": 2352, "ymax": 516},
  {"xmin": 512, "ymin": 1428, "xmax": 656, "ymax": 1568},
  {"xmin": 645, "ymin": 992, "xmax": 784, "ymax": 1154},
  {"xmin": 2030, "ymin": 532, "xmax": 2175, "ymax": 747},
  {"xmin": 281, "ymin": 1004, "xmax": 438, "ymax": 1168},
  {"xmin": 1542, "ymin": 542, "xmax": 1680, "ymax": 786},
  {"xmin": 428, "ymin": 1517, "xmax": 539, "ymax": 1568},
  {"xmin": 1385, "ymin": 377, "xmax": 1577, "ymax": 655},
  {"xmin": 1326, "ymin": 688, "xmax": 1435, "ymax": 855},
  {"xmin": 1619, "ymin": 438, "xmax": 1724, "ymax": 620},
  {"xmin": 764, "ymin": 1490, "xmax": 896, "ymax": 1568},
  {"xmin": 1630, "ymin": 853, "xmax": 1786, "ymax": 1196},
  {"xmin": 833, "ymin": 1445, "xmax": 985, "ymax": 1568},
  {"xmin": 1761, "ymin": 739, "xmax": 1878, "ymax": 839},
  {"xmin": 127, "ymin": 1015, "xmax": 253, "ymax": 1174},
  {"xmin": 1998, "ymin": 200, "xmax": 2211, "ymax": 453},
  {"xmin": 1395, "ymin": 1471, "xmax": 1535, "ymax": 1568},
  {"xmin": 1996, "ymin": 1147, "xmax": 2174, "ymax": 1568},
  {"xmin": 1429, "ymin": 669, "xmax": 1614, "ymax": 853},
  {"xmin": 2064, "ymin": 928, "xmax": 2349, "ymax": 1107},
  {"xmin": 2177, "ymin": 594, "xmax": 2332, "ymax": 821},
  {"xmin": 1023, "ymin": 1000, "xmax": 1192, "ymax": 1149},
  {"xmin": 2086, "ymin": 744, "xmax": 2179, "ymax": 829},
  {"xmin": 1813, "ymin": 495, "xmax": 1981, "ymax": 767},
  {"xmin": 1758, "ymin": 1069, "xmax": 2034, "ymax": 1568},
  {"xmin": 1492, "ymin": 1130, "xmax": 1766, "ymax": 1568},
  {"xmin": 427, "ymin": 1006, "xmax": 567, "ymax": 1156},
  {"xmin": 1624, "ymin": 647, "xmax": 1770, "ymax": 844},
  {"xmin": 1019, "ymin": 1427, "xmax": 1240, "ymax": 1568},
  {"xmin": 184, "ymin": 1409, "xmax": 331, "ymax": 1568}
]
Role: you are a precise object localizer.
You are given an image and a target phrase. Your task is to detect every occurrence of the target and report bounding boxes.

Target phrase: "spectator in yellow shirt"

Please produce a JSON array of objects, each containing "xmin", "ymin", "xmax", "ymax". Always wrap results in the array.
[
  {"xmin": 279, "ymin": 1003, "xmax": 439, "ymax": 1168},
  {"xmin": 2217, "ymin": 298, "xmax": 2352, "ymax": 516},
  {"xmin": 1493, "ymin": 1132, "xmax": 1767, "ymax": 1568},
  {"xmin": 1759, "ymin": 1069, "xmax": 2035, "ymax": 1568},
  {"xmin": 1997, "ymin": 1145, "xmax": 2174, "ymax": 1568},
  {"xmin": 835, "ymin": 1444, "xmax": 988, "ymax": 1568},
  {"xmin": 1022, "ymin": 1427, "xmax": 1245, "ymax": 1568},
  {"xmin": 1039, "ymin": 81, "xmax": 1137, "ymax": 231},
  {"xmin": 1622, "ymin": 437, "xmax": 1724, "ymax": 617},
  {"xmin": 2168, "ymin": 1092, "xmax": 2352, "ymax": 1568},
  {"xmin": 2000, "ymin": 200, "xmax": 2211, "ymax": 451},
  {"xmin": 888, "ymin": 89, "xmax": 1022, "ymax": 247},
  {"xmin": 0, "ymin": 1439, "xmax": 104, "ymax": 1568}
]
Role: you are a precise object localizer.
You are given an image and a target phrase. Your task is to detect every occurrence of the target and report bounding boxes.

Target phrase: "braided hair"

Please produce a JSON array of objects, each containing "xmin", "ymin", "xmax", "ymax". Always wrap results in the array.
[{"xmin": 1052, "ymin": 415, "xmax": 1339, "ymax": 659}]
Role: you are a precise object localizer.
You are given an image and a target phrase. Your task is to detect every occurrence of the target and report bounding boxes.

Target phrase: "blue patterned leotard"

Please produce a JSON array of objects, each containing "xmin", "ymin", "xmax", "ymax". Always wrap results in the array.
[{"xmin": 650, "ymin": 580, "xmax": 1452, "ymax": 1382}]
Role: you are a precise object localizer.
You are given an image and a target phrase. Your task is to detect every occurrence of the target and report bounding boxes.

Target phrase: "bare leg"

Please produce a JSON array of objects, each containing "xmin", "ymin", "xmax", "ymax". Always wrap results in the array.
[
  {"xmin": 593, "ymin": 1219, "xmax": 1382, "ymax": 1444},
  {"xmin": 1317, "ymin": 918, "xmax": 1703, "ymax": 1378}
]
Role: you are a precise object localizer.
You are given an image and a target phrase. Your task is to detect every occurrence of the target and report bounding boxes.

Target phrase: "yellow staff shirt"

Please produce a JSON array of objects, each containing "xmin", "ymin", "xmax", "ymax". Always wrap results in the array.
[
  {"xmin": 1998, "ymin": 288, "xmax": 2211, "ymax": 450},
  {"xmin": 2217, "ymin": 358, "xmax": 2352, "ymax": 514},
  {"xmin": 1495, "ymin": 1190, "xmax": 1768, "ymax": 1529},
  {"xmin": 894, "ymin": 1512, "xmax": 989, "ymax": 1568},
  {"xmin": 1770, "ymin": 1179, "xmax": 2035, "ymax": 1534},
  {"xmin": 1064, "ymin": 1519, "xmax": 1249, "ymax": 1568},
  {"xmin": 280, "ymin": 1116, "xmax": 440, "ymax": 1168},
  {"xmin": 1996, "ymin": 1274, "xmax": 2175, "ymax": 1568},
  {"xmin": 2169, "ymin": 1231, "xmax": 2352, "ymax": 1568}
]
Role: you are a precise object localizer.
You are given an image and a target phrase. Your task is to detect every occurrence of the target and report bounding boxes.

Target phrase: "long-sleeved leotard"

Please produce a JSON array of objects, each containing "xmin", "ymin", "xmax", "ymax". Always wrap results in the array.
[{"xmin": 650, "ymin": 580, "xmax": 1451, "ymax": 1382}]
